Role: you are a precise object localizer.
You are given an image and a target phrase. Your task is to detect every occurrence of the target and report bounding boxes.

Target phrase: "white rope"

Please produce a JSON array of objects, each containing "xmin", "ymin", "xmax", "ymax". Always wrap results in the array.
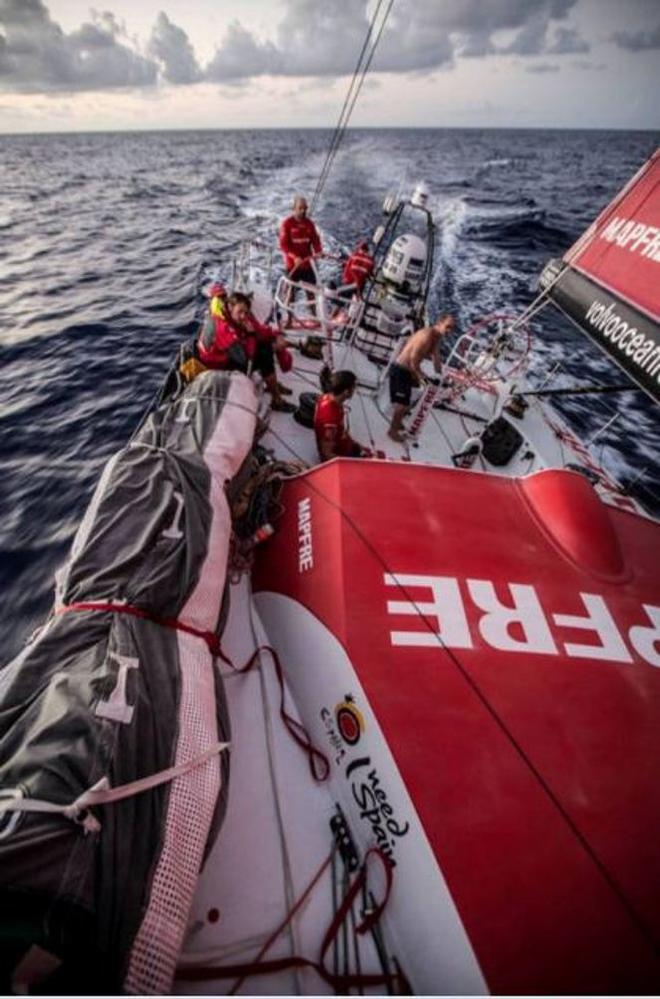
[{"xmin": 0, "ymin": 742, "xmax": 230, "ymax": 835}]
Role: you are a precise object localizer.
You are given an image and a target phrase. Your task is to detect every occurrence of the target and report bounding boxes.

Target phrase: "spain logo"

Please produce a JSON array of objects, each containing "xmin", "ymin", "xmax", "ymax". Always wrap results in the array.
[{"xmin": 335, "ymin": 695, "xmax": 364, "ymax": 746}]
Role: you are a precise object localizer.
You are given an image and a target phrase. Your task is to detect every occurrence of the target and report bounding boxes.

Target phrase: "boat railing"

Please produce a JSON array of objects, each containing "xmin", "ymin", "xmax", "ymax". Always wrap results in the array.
[{"xmin": 273, "ymin": 271, "xmax": 364, "ymax": 344}]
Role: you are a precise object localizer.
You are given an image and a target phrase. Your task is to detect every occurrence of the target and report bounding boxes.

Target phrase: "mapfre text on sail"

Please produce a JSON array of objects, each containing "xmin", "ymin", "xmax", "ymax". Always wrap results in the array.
[{"xmin": 600, "ymin": 215, "xmax": 660, "ymax": 261}]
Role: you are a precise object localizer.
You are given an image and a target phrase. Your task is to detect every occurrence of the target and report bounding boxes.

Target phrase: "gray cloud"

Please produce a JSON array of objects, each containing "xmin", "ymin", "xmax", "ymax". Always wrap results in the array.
[
  {"xmin": 204, "ymin": 0, "xmax": 408, "ymax": 81},
  {"xmin": 502, "ymin": 9, "xmax": 552, "ymax": 54},
  {"xmin": 205, "ymin": 21, "xmax": 282, "ymax": 80},
  {"xmin": 610, "ymin": 23, "xmax": 660, "ymax": 51},
  {"xmin": 546, "ymin": 26, "xmax": 590, "ymax": 53},
  {"xmin": 0, "ymin": 0, "xmax": 157, "ymax": 91},
  {"xmin": 454, "ymin": 30, "xmax": 497, "ymax": 57},
  {"xmin": 0, "ymin": 0, "xmax": 626, "ymax": 95},
  {"xmin": 526, "ymin": 61, "xmax": 560, "ymax": 72},
  {"xmin": 148, "ymin": 11, "xmax": 200, "ymax": 84},
  {"xmin": 202, "ymin": 0, "xmax": 584, "ymax": 80},
  {"xmin": 499, "ymin": 4, "xmax": 588, "ymax": 56}
]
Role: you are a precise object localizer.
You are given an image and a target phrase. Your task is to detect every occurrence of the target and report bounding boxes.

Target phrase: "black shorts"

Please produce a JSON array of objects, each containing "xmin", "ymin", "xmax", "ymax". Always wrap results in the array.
[
  {"xmin": 389, "ymin": 363, "xmax": 416, "ymax": 406},
  {"xmin": 289, "ymin": 264, "xmax": 317, "ymax": 285}
]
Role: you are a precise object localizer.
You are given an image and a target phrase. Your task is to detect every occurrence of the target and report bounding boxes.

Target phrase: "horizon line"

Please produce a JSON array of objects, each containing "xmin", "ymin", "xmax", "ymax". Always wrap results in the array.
[{"xmin": 1, "ymin": 123, "xmax": 659, "ymax": 138}]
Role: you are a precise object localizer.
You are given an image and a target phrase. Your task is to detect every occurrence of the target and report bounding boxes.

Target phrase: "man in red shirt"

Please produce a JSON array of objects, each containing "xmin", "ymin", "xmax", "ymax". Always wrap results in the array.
[
  {"xmin": 341, "ymin": 241, "xmax": 374, "ymax": 294},
  {"xmin": 279, "ymin": 195, "xmax": 322, "ymax": 326},
  {"xmin": 279, "ymin": 195, "xmax": 322, "ymax": 283},
  {"xmin": 314, "ymin": 370, "xmax": 370, "ymax": 462}
]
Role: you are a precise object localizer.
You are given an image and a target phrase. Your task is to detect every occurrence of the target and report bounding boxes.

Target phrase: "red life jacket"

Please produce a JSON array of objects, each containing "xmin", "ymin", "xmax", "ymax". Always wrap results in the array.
[
  {"xmin": 279, "ymin": 215, "xmax": 322, "ymax": 273},
  {"xmin": 342, "ymin": 248, "xmax": 374, "ymax": 292},
  {"xmin": 197, "ymin": 314, "xmax": 255, "ymax": 369},
  {"xmin": 197, "ymin": 312, "xmax": 277, "ymax": 369}
]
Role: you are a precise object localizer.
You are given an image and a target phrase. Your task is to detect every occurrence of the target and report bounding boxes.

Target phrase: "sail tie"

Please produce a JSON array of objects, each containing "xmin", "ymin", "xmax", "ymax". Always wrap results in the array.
[{"xmin": 57, "ymin": 603, "xmax": 330, "ymax": 781}]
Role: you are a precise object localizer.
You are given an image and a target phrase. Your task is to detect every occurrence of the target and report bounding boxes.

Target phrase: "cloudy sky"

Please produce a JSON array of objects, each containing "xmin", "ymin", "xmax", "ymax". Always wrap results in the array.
[{"xmin": 0, "ymin": 0, "xmax": 659, "ymax": 133}]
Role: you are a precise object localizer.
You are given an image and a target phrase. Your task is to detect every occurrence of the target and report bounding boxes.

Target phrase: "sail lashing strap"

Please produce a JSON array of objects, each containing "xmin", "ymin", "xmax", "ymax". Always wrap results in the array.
[
  {"xmin": 226, "ymin": 644, "xmax": 330, "ymax": 782},
  {"xmin": 0, "ymin": 743, "xmax": 230, "ymax": 835},
  {"xmin": 56, "ymin": 600, "xmax": 233, "ymax": 663},
  {"xmin": 57, "ymin": 602, "xmax": 330, "ymax": 781}
]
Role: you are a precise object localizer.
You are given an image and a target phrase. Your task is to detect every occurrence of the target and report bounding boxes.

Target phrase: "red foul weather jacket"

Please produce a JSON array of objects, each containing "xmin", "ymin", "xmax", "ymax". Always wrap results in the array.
[
  {"xmin": 197, "ymin": 312, "xmax": 276, "ymax": 369},
  {"xmin": 279, "ymin": 215, "xmax": 322, "ymax": 273},
  {"xmin": 342, "ymin": 247, "xmax": 374, "ymax": 292}
]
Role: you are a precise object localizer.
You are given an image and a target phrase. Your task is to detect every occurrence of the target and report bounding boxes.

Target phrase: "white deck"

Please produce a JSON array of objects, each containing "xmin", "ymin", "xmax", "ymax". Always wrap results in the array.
[{"xmin": 261, "ymin": 329, "xmax": 641, "ymax": 515}]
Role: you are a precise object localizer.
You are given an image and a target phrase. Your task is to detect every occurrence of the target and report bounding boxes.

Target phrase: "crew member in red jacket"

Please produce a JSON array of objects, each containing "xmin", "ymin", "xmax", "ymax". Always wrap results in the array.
[
  {"xmin": 197, "ymin": 291, "xmax": 295, "ymax": 412},
  {"xmin": 279, "ymin": 195, "xmax": 322, "ymax": 325},
  {"xmin": 341, "ymin": 241, "xmax": 374, "ymax": 294},
  {"xmin": 314, "ymin": 370, "xmax": 370, "ymax": 462},
  {"xmin": 279, "ymin": 195, "xmax": 322, "ymax": 283}
]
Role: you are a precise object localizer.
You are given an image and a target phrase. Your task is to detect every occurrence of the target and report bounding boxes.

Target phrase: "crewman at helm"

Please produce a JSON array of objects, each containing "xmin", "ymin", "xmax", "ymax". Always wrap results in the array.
[
  {"xmin": 341, "ymin": 241, "xmax": 374, "ymax": 295},
  {"xmin": 314, "ymin": 370, "xmax": 371, "ymax": 462},
  {"xmin": 197, "ymin": 291, "xmax": 296, "ymax": 412}
]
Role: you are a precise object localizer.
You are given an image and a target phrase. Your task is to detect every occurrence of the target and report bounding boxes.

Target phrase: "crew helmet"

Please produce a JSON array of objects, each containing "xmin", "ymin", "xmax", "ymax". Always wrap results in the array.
[{"xmin": 381, "ymin": 233, "xmax": 427, "ymax": 290}]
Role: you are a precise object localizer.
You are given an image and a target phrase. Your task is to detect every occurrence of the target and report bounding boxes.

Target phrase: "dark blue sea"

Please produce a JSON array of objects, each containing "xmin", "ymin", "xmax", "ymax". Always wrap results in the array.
[{"xmin": 1, "ymin": 127, "xmax": 658, "ymax": 663}]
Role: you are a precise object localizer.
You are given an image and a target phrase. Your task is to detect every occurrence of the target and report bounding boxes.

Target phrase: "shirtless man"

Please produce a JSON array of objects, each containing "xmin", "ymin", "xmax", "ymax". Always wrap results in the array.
[{"xmin": 388, "ymin": 315, "xmax": 455, "ymax": 441}]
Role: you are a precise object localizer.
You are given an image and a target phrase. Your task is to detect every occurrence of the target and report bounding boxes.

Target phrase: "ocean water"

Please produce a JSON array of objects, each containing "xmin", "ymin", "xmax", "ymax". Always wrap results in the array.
[{"xmin": 0, "ymin": 127, "xmax": 658, "ymax": 663}]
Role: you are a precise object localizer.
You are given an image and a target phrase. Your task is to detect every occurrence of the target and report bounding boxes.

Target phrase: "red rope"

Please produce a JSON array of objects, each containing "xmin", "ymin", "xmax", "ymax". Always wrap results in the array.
[
  {"xmin": 228, "ymin": 644, "xmax": 330, "ymax": 782},
  {"xmin": 177, "ymin": 847, "xmax": 409, "ymax": 994},
  {"xmin": 228, "ymin": 846, "xmax": 337, "ymax": 995},
  {"xmin": 56, "ymin": 607, "xmax": 329, "ymax": 782},
  {"xmin": 56, "ymin": 601, "xmax": 233, "ymax": 664}
]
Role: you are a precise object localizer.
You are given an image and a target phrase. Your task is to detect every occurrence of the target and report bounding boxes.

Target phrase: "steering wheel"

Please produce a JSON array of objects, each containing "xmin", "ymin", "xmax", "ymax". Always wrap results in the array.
[{"xmin": 446, "ymin": 313, "xmax": 532, "ymax": 388}]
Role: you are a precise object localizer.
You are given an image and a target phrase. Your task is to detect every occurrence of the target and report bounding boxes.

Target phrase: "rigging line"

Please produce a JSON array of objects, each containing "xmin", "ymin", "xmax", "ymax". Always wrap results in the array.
[
  {"xmin": 564, "ymin": 154, "xmax": 659, "ymax": 265},
  {"xmin": 249, "ymin": 416, "xmax": 660, "ymax": 955},
  {"xmin": 317, "ymin": 0, "xmax": 396, "ymax": 207},
  {"xmin": 311, "ymin": 0, "xmax": 394, "ymax": 212},
  {"xmin": 429, "ymin": 405, "xmax": 459, "ymax": 456},
  {"xmin": 349, "ymin": 877, "xmax": 365, "ymax": 995},
  {"xmin": 311, "ymin": 0, "xmax": 386, "ymax": 213},
  {"xmin": 502, "ymin": 160, "xmax": 651, "ymax": 338},
  {"xmin": 331, "ymin": 853, "xmax": 340, "ymax": 979},
  {"xmin": 313, "ymin": 0, "xmax": 386, "ymax": 206}
]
